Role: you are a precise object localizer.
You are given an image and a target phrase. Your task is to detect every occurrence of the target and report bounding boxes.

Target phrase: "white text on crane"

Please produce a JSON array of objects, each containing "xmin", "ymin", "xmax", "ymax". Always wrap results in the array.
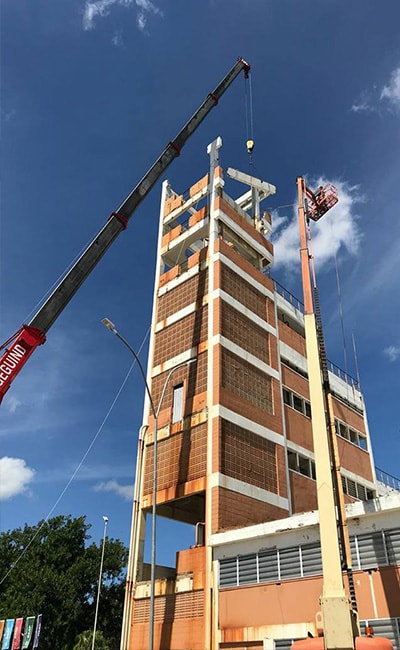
[{"xmin": 0, "ymin": 345, "xmax": 26, "ymax": 386}]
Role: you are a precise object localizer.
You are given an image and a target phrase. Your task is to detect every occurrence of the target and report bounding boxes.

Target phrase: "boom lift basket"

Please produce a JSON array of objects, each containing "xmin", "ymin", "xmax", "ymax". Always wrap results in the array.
[{"xmin": 307, "ymin": 183, "xmax": 339, "ymax": 221}]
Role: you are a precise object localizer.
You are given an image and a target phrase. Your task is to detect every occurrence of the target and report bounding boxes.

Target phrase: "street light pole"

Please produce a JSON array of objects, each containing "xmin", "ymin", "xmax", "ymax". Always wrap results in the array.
[
  {"xmin": 92, "ymin": 515, "xmax": 108, "ymax": 650},
  {"xmin": 101, "ymin": 318, "xmax": 195, "ymax": 650}
]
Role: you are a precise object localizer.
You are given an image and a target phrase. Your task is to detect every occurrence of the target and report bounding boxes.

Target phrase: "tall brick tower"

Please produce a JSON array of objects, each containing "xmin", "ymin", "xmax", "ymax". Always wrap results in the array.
[{"xmin": 122, "ymin": 138, "xmax": 377, "ymax": 650}]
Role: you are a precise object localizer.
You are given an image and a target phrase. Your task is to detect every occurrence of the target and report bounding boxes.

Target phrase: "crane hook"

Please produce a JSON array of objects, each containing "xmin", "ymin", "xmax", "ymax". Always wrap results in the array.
[{"xmin": 246, "ymin": 139, "xmax": 255, "ymax": 155}]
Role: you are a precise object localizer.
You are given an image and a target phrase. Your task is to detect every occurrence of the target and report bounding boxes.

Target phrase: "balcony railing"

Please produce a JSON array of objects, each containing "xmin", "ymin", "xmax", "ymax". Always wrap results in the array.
[
  {"xmin": 274, "ymin": 280, "xmax": 304, "ymax": 313},
  {"xmin": 375, "ymin": 467, "xmax": 400, "ymax": 492},
  {"xmin": 273, "ymin": 279, "xmax": 360, "ymax": 390}
]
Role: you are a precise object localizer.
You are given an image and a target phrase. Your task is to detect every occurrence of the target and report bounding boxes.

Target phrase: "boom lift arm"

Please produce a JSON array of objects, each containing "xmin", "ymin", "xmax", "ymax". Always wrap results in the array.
[
  {"xmin": 0, "ymin": 57, "xmax": 250, "ymax": 404},
  {"xmin": 292, "ymin": 178, "xmax": 392, "ymax": 650},
  {"xmin": 295, "ymin": 177, "xmax": 355, "ymax": 650}
]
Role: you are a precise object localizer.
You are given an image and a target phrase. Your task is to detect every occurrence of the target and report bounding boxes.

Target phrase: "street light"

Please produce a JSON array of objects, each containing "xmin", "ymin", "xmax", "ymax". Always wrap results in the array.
[
  {"xmin": 92, "ymin": 515, "xmax": 109, "ymax": 650},
  {"xmin": 101, "ymin": 318, "xmax": 195, "ymax": 650}
]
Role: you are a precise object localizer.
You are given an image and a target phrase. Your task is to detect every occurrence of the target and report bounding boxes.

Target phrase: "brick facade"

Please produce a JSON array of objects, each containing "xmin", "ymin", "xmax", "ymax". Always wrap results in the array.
[
  {"xmin": 220, "ymin": 419, "xmax": 277, "ymax": 492},
  {"xmin": 143, "ymin": 423, "xmax": 207, "ymax": 496},
  {"xmin": 213, "ymin": 486, "xmax": 288, "ymax": 532},
  {"xmin": 128, "ymin": 161, "xmax": 377, "ymax": 650}
]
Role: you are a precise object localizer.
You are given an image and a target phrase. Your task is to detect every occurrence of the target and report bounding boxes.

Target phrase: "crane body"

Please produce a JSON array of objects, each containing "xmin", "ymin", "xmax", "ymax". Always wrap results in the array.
[{"xmin": 0, "ymin": 57, "xmax": 250, "ymax": 404}]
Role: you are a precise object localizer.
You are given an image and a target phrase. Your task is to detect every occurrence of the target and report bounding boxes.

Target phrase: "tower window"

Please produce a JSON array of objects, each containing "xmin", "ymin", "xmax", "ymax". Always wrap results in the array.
[{"xmin": 172, "ymin": 383, "xmax": 184, "ymax": 423}]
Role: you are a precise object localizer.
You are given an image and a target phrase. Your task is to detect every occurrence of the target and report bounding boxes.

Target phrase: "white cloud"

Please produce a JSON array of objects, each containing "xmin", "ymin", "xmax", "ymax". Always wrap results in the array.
[
  {"xmin": 93, "ymin": 479, "xmax": 133, "ymax": 500},
  {"xmin": 350, "ymin": 89, "xmax": 374, "ymax": 113},
  {"xmin": 83, "ymin": 0, "xmax": 115, "ymax": 30},
  {"xmin": 351, "ymin": 100, "xmax": 372, "ymax": 114},
  {"xmin": 383, "ymin": 345, "xmax": 400, "ymax": 362},
  {"xmin": 6, "ymin": 395, "xmax": 22, "ymax": 414},
  {"xmin": 271, "ymin": 179, "xmax": 362, "ymax": 271},
  {"xmin": 136, "ymin": 11, "xmax": 147, "ymax": 31},
  {"xmin": 380, "ymin": 67, "xmax": 400, "ymax": 109},
  {"xmin": 82, "ymin": 0, "xmax": 162, "ymax": 32},
  {"xmin": 352, "ymin": 66, "xmax": 400, "ymax": 114},
  {"xmin": 0, "ymin": 457, "xmax": 35, "ymax": 500},
  {"xmin": 112, "ymin": 29, "xmax": 124, "ymax": 46}
]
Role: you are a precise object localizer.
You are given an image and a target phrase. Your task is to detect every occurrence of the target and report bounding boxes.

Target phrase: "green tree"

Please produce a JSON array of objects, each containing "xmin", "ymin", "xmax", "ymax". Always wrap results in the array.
[
  {"xmin": 0, "ymin": 515, "xmax": 128, "ymax": 650},
  {"xmin": 73, "ymin": 630, "xmax": 109, "ymax": 650}
]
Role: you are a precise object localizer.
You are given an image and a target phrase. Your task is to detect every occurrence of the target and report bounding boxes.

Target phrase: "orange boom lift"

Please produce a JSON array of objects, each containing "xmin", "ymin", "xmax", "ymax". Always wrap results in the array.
[{"xmin": 292, "ymin": 178, "xmax": 392, "ymax": 650}]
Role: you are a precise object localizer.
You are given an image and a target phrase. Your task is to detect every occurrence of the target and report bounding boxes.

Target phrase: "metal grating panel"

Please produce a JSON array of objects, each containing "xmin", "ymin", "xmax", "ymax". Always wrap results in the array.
[
  {"xmin": 279, "ymin": 546, "xmax": 301, "ymax": 579},
  {"xmin": 357, "ymin": 483, "xmax": 368, "ymax": 501},
  {"xmin": 357, "ymin": 531, "xmax": 387, "ymax": 569},
  {"xmin": 360, "ymin": 618, "xmax": 400, "ymax": 650},
  {"xmin": 301, "ymin": 542, "xmax": 323, "ymax": 576},
  {"xmin": 347, "ymin": 478, "xmax": 358, "ymax": 499},
  {"xmin": 386, "ymin": 528, "xmax": 400, "ymax": 565},
  {"xmin": 219, "ymin": 528, "xmax": 400, "ymax": 590},
  {"xmin": 220, "ymin": 556, "xmax": 238, "ymax": 587},
  {"xmin": 239, "ymin": 554, "xmax": 258, "ymax": 585},
  {"xmin": 259, "ymin": 549, "xmax": 279, "ymax": 582}
]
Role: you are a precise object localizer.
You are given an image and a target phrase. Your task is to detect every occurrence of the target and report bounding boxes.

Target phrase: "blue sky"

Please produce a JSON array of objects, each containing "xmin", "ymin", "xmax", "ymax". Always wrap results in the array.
[{"xmin": 1, "ymin": 0, "xmax": 400, "ymax": 567}]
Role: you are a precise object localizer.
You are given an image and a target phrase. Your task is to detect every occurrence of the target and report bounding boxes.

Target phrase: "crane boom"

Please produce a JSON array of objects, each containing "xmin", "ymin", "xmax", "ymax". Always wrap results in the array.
[{"xmin": 0, "ymin": 57, "xmax": 250, "ymax": 404}]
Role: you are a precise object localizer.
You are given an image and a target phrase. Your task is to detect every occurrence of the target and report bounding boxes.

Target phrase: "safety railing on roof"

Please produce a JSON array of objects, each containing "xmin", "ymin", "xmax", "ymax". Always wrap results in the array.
[
  {"xmin": 327, "ymin": 361, "xmax": 360, "ymax": 391},
  {"xmin": 274, "ymin": 280, "xmax": 304, "ymax": 313},
  {"xmin": 273, "ymin": 279, "xmax": 360, "ymax": 390},
  {"xmin": 375, "ymin": 467, "xmax": 400, "ymax": 492}
]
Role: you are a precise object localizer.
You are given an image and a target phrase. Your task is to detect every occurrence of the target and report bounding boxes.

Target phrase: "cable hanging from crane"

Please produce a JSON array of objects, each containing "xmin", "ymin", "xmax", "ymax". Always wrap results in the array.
[{"xmin": 244, "ymin": 71, "xmax": 255, "ymax": 163}]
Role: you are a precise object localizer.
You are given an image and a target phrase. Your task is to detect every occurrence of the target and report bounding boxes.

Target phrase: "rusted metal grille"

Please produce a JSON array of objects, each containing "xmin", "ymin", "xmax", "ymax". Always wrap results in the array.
[{"xmin": 133, "ymin": 590, "xmax": 204, "ymax": 622}]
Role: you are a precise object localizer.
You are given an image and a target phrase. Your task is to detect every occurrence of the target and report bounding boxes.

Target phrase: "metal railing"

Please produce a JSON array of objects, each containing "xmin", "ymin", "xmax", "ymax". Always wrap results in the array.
[
  {"xmin": 327, "ymin": 360, "xmax": 359, "ymax": 390},
  {"xmin": 274, "ymin": 280, "xmax": 304, "ymax": 313},
  {"xmin": 273, "ymin": 279, "xmax": 360, "ymax": 390},
  {"xmin": 375, "ymin": 467, "xmax": 400, "ymax": 492}
]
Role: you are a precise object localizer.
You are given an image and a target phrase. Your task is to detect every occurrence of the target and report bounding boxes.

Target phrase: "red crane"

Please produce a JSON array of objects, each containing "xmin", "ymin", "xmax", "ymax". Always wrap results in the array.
[{"xmin": 0, "ymin": 57, "xmax": 251, "ymax": 404}]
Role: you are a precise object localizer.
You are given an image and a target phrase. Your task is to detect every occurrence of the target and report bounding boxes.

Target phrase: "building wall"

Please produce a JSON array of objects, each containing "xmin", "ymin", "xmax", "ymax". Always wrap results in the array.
[
  {"xmin": 127, "ymin": 150, "xmax": 383, "ymax": 649},
  {"xmin": 214, "ymin": 496, "xmax": 400, "ymax": 647}
]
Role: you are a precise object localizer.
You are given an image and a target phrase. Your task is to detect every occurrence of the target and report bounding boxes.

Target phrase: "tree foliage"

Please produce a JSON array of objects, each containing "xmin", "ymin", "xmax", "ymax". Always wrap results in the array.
[
  {"xmin": 0, "ymin": 515, "xmax": 128, "ymax": 650},
  {"xmin": 73, "ymin": 630, "xmax": 109, "ymax": 650}
]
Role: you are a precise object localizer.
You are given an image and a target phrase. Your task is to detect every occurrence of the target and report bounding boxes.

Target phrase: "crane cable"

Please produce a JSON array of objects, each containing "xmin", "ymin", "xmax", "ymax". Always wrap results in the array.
[
  {"xmin": 244, "ymin": 72, "xmax": 255, "ymax": 164},
  {"xmin": 334, "ymin": 250, "xmax": 350, "ymax": 400}
]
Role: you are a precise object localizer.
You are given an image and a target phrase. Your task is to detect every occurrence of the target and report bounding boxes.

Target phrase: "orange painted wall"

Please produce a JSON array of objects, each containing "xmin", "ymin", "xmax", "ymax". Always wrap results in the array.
[{"xmin": 219, "ymin": 567, "xmax": 400, "ymax": 632}]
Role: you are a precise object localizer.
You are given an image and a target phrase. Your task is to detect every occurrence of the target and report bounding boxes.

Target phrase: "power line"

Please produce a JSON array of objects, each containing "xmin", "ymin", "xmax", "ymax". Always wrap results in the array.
[{"xmin": 0, "ymin": 326, "xmax": 150, "ymax": 585}]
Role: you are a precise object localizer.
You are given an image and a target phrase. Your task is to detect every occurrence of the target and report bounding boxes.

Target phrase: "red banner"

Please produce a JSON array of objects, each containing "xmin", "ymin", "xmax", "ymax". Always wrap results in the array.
[{"xmin": 11, "ymin": 619, "xmax": 23, "ymax": 650}]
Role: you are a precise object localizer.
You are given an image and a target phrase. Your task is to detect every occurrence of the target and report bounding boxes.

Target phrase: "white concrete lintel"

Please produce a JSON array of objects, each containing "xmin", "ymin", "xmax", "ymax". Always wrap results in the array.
[
  {"xmin": 209, "ymin": 493, "xmax": 400, "ymax": 550},
  {"xmin": 214, "ymin": 252, "xmax": 275, "ymax": 301},
  {"xmin": 211, "ymin": 404, "xmax": 284, "ymax": 447},
  {"xmin": 211, "ymin": 288, "xmax": 276, "ymax": 337},
  {"xmin": 211, "ymin": 334, "xmax": 280, "ymax": 381},
  {"xmin": 226, "ymin": 167, "xmax": 276, "ymax": 197},
  {"xmin": 152, "ymin": 347, "xmax": 198, "ymax": 378},
  {"xmin": 214, "ymin": 208, "xmax": 274, "ymax": 263},
  {"xmin": 164, "ymin": 185, "xmax": 209, "ymax": 226},
  {"xmin": 280, "ymin": 341, "xmax": 308, "ymax": 374},
  {"xmin": 209, "ymin": 472, "xmax": 288, "ymax": 511},
  {"xmin": 155, "ymin": 299, "xmax": 208, "ymax": 332},
  {"xmin": 276, "ymin": 292, "xmax": 304, "ymax": 325},
  {"xmin": 341, "ymin": 467, "xmax": 376, "ymax": 490},
  {"xmin": 157, "ymin": 264, "xmax": 204, "ymax": 296},
  {"xmin": 287, "ymin": 440, "xmax": 315, "ymax": 460}
]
